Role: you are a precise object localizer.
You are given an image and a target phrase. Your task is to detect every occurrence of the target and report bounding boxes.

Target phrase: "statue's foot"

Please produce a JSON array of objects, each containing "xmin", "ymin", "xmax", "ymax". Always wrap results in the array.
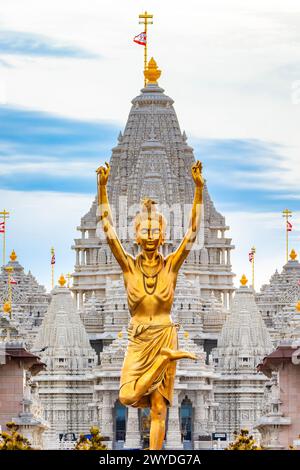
[{"xmin": 161, "ymin": 347, "xmax": 197, "ymax": 361}]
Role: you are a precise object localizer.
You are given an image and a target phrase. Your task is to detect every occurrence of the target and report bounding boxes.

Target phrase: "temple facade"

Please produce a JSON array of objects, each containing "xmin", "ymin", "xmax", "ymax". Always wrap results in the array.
[
  {"xmin": 67, "ymin": 61, "xmax": 238, "ymax": 449},
  {"xmin": 32, "ymin": 277, "xmax": 97, "ymax": 449},
  {"xmin": 0, "ymin": 251, "xmax": 50, "ymax": 348},
  {"xmin": 213, "ymin": 276, "xmax": 273, "ymax": 443},
  {"xmin": 3, "ymin": 58, "xmax": 300, "ymax": 450},
  {"xmin": 71, "ymin": 61, "xmax": 235, "ymax": 316},
  {"xmin": 256, "ymin": 249, "xmax": 300, "ymax": 342}
]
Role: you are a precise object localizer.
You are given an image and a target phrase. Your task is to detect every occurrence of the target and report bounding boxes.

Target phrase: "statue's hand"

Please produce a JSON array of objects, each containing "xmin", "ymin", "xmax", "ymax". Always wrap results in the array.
[
  {"xmin": 191, "ymin": 160, "xmax": 204, "ymax": 188},
  {"xmin": 96, "ymin": 161, "xmax": 110, "ymax": 186}
]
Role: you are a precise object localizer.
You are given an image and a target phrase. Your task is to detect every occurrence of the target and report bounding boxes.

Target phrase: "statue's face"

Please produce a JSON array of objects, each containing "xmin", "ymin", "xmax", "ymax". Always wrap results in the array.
[{"xmin": 137, "ymin": 218, "xmax": 163, "ymax": 252}]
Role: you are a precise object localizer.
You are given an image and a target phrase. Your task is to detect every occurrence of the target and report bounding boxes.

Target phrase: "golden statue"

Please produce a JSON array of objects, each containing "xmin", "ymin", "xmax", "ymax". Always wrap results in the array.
[{"xmin": 96, "ymin": 159, "xmax": 204, "ymax": 450}]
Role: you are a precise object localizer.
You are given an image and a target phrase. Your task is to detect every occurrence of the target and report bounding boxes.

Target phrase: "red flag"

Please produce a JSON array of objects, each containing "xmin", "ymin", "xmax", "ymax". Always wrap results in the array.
[
  {"xmin": 287, "ymin": 221, "xmax": 292, "ymax": 232},
  {"xmin": 51, "ymin": 254, "xmax": 55, "ymax": 265},
  {"xmin": 9, "ymin": 276, "xmax": 17, "ymax": 285},
  {"xmin": 249, "ymin": 251, "xmax": 254, "ymax": 262},
  {"xmin": 0, "ymin": 222, "xmax": 5, "ymax": 233},
  {"xmin": 133, "ymin": 31, "xmax": 146, "ymax": 46}
]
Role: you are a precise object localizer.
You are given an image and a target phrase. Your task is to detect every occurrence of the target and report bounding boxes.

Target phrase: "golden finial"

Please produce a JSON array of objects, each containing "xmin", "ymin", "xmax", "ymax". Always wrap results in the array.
[
  {"xmin": 144, "ymin": 57, "xmax": 161, "ymax": 84},
  {"xmin": 3, "ymin": 301, "xmax": 11, "ymax": 314},
  {"xmin": 240, "ymin": 274, "xmax": 248, "ymax": 286},
  {"xmin": 296, "ymin": 301, "xmax": 300, "ymax": 312},
  {"xmin": 290, "ymin": 249, "xmax": 297, "ymax": 261},
  {"xmin": 10, "ymin": 250, "xmax": 17, "ymax": 262},
  {"xmin": 58, "ymin": 274, "xmax": 66, "ymax": 287},
  {"xmin": 183, "ymin": 331, "xmax": 189, "ymax": 340},
  {"xmin": 117, "ymin": 331, "xmax": 123, "ymax": 339}
]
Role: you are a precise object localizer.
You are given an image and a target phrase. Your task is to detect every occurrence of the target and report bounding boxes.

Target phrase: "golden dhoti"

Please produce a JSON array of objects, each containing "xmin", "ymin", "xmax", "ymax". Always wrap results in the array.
[{"xmin": 119, "ymin": 321, "xmax": 179, "ymax": 408}]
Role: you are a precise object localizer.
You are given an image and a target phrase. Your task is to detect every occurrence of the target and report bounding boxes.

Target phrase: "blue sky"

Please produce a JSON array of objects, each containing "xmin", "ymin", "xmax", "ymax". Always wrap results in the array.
[{"xmin": 1, "ymin": 0, "xmax": 300, "ymax": 291}]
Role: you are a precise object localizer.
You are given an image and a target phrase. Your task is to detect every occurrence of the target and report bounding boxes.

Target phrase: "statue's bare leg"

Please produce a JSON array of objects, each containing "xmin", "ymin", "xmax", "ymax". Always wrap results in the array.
[
  {"xmin": 149, "ymin": 389, "xmax": 167, "ymax": 450},
  {"xmin": 119, "ymin": 348, "xmax": 196, "ymax": 406},
  {"xmin": 161, "ymin": 347, "xmax": 197, "ymax": 361}
]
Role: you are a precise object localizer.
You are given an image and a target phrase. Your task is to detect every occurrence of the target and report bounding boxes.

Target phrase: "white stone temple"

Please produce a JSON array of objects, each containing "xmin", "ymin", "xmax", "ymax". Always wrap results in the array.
[
  {"xmin": 2, "ymin": 59, "xmax": 300, "ymax": 450},
  {"xmin": 71, "ymin": 64, "xmax": 235, "ymax": 316},
  {"xmin": 67, "ymin": 66, "xmax": 236, "ymax": 449},
  {"xmin": 256, "ymin": 249, "xmax": 300, "ymax": 342},
  {"xmin": 213, "ymin": 275, "xmax": 273, "ymax": 443},
  {"xmin": 32, "ymin": 276, "xmax": 97, "ymax": 449},
  {"xmin": 0, "ymin": 251, "xmax": 50, "ymax": 348}
]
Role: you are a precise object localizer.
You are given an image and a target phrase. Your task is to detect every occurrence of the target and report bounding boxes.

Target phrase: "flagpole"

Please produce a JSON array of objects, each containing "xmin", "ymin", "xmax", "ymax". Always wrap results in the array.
[
  {"xmin": 139, "ymin": 11, "xmax": 153, "ymax": 86},
  {"xmin": 5, "ymin": 266, "xmax": 13, "ymax": 319},
  {"xmin": 251, "ymin": 246, "xmax": 256, "ymax": 290},
  {"xmin": 51, "ymin": 247, "xmax": 55, "ymax": 289},
  {"xmin": 282, "ymin": 209, "xmax": 292, "ymax": 263},
  {"xmin": 0, "ymin": 209, "xmax": 10, "ymax": 266}
]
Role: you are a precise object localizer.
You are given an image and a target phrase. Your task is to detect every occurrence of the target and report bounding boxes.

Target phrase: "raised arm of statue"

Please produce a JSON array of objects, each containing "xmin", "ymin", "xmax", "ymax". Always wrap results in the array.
[
  {"xmin": 169, "ymin": 160, "xmax": 204, "ymax": 273},
  {"xmin": 96, "ymin": 162, "xmax": 129, "ymax": 272}
]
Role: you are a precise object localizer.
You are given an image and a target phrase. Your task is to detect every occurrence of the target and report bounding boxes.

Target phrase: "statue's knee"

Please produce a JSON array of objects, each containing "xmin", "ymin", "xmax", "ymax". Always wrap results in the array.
[{"xmin": 119, "ymin": 388, "xmax": 135, "ymax": 406}]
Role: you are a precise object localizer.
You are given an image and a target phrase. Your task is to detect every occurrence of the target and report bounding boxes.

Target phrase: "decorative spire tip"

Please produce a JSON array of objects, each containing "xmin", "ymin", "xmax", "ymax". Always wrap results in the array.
[
  {"xmin": 58, "ymin": 274, "xmax": 67, "ymax": 287},
  {"xmin": 144, "ymin": 57, "xmax": 161, "ymax": 85},
  {"xmin": 240, "ymin": 274, "xmax": 248, "ymax": 286}
]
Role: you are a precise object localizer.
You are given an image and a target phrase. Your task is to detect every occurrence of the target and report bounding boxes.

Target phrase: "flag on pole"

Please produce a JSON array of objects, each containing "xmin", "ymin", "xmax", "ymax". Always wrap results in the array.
[
  {"xmin": 51, "ymin": 252, "xmax": 55, "ymax": 265},
  {"xmin": 0, "ymin": 222, "xmax": 5, "ymax": 233},
  {"xmin": 9, "ymin": 276, "xmax": 17, "ymax": 285},
  {"xmin": 133, "ymin": 31, "xmax": 146, "ymax": 46},
  {"xmin": 249, "ymin": 250, "xmax": 255, "ymax": 262},
  {"xmin": 287, "ymin": 221, "xmax": 293, "ymax": 232}
]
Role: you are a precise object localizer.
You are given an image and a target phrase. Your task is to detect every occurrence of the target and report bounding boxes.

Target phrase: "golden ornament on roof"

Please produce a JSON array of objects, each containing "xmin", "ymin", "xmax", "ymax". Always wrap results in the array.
[
  {"xmin": 3, "ymin": 301, "xmax": 11, "ymax": 314},
  {"xmin": 290, "ymin": 249, "xmax": 297, "ymax": 261},
  {"xmin": 240, "ymin": 274, "xmax": 248, "ymax": 286},
  {"xmin": 10, "ymin": 250, "xmax": 17, "ymax": 262},
  {"xmin": 144, "ymin": 57, "xmax": 161, "ymax": 84},
  {"xmin": 58, "ymin": 274, "xmax": 66, "ymax": 287}
]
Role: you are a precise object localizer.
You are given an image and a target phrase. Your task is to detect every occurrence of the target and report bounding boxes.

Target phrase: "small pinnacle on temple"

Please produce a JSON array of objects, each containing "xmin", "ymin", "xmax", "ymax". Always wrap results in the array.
[{"xmin": 240, "ymin": 274, "xmax": 248, "ymax": 286}]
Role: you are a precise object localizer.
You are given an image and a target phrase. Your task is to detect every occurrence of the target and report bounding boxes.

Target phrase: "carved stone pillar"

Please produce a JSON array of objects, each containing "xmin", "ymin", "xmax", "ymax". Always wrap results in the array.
[
  {"xmin": 164, "ymin": 391, "xmax": 182, "ymax": 449},
  {"xmin": 80, "ymin": 249, "xmax": 85, "ymax": 265},
  {"xmin": 193, "ymin": 393, "xmax": 206, "ymax": 442},
  {"xmin": 227, "ymin": 248, "xmax": 231, "ymax": 266},
  {"xmin": 124, "ymin": 407, "xmax": 140, "ymax": 449},
  {"xmin": 101, "ymin": 391, "xmax": 114, "ymax": 449},
  {"xmin": 223, "ymin": 291, "xmax": 228, "ymax": 309}
]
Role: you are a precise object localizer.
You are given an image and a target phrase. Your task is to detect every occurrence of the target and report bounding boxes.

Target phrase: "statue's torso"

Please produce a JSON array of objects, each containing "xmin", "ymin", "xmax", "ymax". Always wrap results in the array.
[{"xmin": 123, "ymin": 254, "xmax": 178, "ymax": 324}]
